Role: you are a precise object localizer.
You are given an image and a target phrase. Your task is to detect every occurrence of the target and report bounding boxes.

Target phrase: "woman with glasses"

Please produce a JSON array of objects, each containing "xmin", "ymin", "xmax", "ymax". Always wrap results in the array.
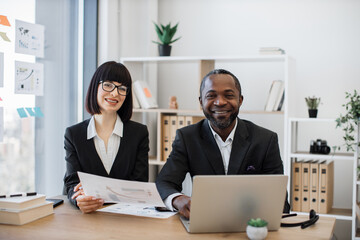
[{"xmin": 63, "ymin": 61, "xmax": 149, "ymax": 213}]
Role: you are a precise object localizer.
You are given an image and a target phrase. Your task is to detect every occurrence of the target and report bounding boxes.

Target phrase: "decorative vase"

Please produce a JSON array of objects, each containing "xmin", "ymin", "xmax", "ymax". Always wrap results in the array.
[
  {"xmin": 308, "ymin": 109, "xmax": 318, "ymax": 118},
  {"xmin": 246, "ymin": 225, "xmax": 268, "ymax": 240},
  {"xmin": 158, "ymin": 44, "xmax": 171, "ymax": 56}
]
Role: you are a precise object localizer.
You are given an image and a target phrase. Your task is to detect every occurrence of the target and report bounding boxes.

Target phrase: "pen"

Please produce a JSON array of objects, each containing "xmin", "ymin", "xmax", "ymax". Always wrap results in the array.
[{"xmin": 0, "ymin": 192, "xmax": 37, "ymax": 198}]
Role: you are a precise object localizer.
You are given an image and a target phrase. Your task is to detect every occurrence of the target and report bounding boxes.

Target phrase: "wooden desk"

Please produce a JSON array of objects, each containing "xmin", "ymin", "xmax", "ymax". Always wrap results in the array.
[{"xmin": 0, "ymin": 196, "xmax": 335, "ymax": 240}]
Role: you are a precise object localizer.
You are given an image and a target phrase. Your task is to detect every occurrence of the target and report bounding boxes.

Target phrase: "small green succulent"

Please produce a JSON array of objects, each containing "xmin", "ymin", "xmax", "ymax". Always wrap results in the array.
[
  {"xmin": 247, "ymin": 218, "xmax": 268, "ymax": 227},
  {"xmin": 152, "ymin": 22, "xmax": 181, "ymax": 46},
  {"xmin": 305, "ymin": 96, "xmax": 321, "ymax": 109}
]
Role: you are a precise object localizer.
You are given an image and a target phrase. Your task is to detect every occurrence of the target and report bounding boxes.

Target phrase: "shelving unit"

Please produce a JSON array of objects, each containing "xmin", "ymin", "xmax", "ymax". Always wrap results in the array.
[
  {"xmin": 287, "ymin": 117, "xmax": 359, "ymax": 238},
  {"xmin": 122, "ymin": 55, "xmax": 291, "ymax": 168},
  {"xmin": 353, "ymin": 123, "xmax": 359, "ymax": 239}
]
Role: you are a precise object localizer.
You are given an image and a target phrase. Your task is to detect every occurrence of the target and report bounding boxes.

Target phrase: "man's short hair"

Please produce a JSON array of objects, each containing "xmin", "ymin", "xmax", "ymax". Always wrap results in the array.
[
  {"xmin": 85, "ymin": 61, "xmax": 133, "ymax": 122},
  {"xmin": 199, "ymin": 69, "xmax": 242, "ymax": 98}
]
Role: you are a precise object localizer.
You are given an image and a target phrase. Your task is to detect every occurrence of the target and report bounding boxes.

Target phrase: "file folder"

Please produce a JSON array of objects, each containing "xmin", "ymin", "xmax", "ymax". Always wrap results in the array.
[
  {"xmin": 291, "ymin": 161, "xmax": 302, "ymax": 212},
  {"xmin": 161, "ymin": 115, "xmax": 171, "ymax": 161},
  {"xmin": 319, "ymin": 161, "xmax": 334, "ymax": 214},
  {"xmin": 309, "ymin": 161, "xmax": 319, "ymax": 212},
  {"xmin": 301, "ymin": 160, "xmax": 311, "ymax": 212}
]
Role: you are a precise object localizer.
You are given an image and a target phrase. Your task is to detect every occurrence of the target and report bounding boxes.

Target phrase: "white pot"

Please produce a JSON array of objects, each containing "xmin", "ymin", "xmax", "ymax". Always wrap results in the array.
[{"xmin": 246, "ymin": 225, "xmax": 268, "ymax": 240}]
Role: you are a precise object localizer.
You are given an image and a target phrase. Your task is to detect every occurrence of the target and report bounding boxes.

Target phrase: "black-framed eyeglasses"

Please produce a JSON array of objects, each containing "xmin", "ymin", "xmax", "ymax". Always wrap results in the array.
[{"xmin": 99, "ymin": 81, "xmax": 129, "ymax": 96}]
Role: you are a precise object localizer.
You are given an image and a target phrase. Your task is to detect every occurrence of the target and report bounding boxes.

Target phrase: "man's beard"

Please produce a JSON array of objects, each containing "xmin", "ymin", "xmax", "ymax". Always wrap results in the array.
[{"xmin": 203, "ymin": 110, "xmax": 238, "ymax": 129}]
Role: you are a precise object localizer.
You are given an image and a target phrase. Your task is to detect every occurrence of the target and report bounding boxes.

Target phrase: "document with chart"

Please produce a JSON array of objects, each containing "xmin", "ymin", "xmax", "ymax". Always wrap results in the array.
[{"xmin": 77, "ymin": 172, "xmax": 176, "ymax": 218}]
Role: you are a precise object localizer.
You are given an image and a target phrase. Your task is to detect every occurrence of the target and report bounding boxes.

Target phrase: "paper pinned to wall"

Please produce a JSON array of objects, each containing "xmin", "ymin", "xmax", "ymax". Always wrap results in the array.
[
  {"xmin": 0, "ymin": 52, "xmax": 3, "ymax": 87},
  {"xmin": 0, "ymin": 107, "xmax": 3, "ymax": 142},
  {"xmin": 15, "ymin": 20, "xmax": 44, "ymax": 58},
  {"xmin": 15, "ymin": 61, "xmax": 44, "ymax": 96}
]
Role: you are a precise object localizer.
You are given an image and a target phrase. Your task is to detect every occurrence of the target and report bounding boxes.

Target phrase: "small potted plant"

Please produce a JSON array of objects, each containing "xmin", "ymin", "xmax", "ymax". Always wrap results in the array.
[
  {"xmin": 246, "ymin": 218, "xmax": 268, "ymax": 240},
  {"xmin": 335, "ymin": 90, "xmax": 360, "ymax": 152},
  {"xmin": 152, "ymin": 22, "xmax": 181, "ymax": 56},
  {"xmin": 305, "ymin": 96, "xmax": 321, "ymax": 118}
]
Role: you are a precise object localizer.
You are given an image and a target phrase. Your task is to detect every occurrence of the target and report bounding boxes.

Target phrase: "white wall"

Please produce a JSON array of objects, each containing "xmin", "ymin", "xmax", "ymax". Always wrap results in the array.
[{"xmin": 100, "ymin": 1, "xmax": 359, "ymax": 237}]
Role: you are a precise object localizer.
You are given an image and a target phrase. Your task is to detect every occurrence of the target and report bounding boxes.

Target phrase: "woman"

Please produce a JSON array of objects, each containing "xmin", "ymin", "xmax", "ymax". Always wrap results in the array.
[{"xmin": 63, "ymin": 61, "xmax": 149, "ymax": 213}]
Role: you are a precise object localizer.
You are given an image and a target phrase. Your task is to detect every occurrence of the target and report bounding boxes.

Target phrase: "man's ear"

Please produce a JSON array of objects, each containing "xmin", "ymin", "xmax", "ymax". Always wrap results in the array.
[
  {"xmin": 199, "ymin": 96, "xmax": 203, "ymax": 110},
  {"xmin": 239, "ymin": 95, "xmax": 244, "ymax": 107}
]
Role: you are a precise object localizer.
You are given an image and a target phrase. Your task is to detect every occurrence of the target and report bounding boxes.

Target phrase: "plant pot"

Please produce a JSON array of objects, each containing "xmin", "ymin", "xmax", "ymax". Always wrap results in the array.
[
  {"xmin": 158, "ymin": 44, "xmax": 172, "ymax": 56},
  {"xmin": 308, "ymin": 109, "xmax": 318, "ymax": 118},
  {"xmin": 246, "ymin": 225, "xmax": 268, "ymax": 240}
]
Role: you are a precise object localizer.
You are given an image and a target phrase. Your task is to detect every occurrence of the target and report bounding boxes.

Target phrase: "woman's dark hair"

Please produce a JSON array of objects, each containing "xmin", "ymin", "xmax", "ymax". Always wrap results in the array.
[{"xmin": 85, "ymin": 61, "xmax": 133, "ymax": 122}]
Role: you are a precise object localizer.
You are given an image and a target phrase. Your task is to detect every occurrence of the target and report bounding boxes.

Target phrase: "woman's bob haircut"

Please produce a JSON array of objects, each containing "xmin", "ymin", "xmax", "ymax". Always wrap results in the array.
[{"xmin": 85, "ymin": 61, "xmax": 133, "ymax": 122}]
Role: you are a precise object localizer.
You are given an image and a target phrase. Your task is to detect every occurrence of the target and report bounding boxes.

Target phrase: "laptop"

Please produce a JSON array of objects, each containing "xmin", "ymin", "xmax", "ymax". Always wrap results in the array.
[{"xmin": 180, "ymin": 175, "xmax": 288, "ymax": 233}]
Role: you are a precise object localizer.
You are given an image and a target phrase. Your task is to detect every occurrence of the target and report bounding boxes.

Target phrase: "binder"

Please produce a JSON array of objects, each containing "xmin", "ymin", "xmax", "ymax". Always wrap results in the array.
[
  {"xmin": 319, "ymin": 161, "xmax": 334, "ymax": 214},
  {"xmin": 177, "ymin": 116, "xmax": 185, "ymax": 130},
  {"xmin": 301, "ymin": 160, "xmax": 311, "ymax": 212},
  {"xmin": 169, "ymin": 115, "xmax": 178, "ymax": 146},
  {"xmin": 309, "ymin": 160, "xmax": 319, "ymax": 212},
  {"xmin": 291, "ymin": 161, "xmax": 302, "ymax": 212},
  {"xmin": 161, "ymin": 115, "xmax": 171, "ymax": 161}
]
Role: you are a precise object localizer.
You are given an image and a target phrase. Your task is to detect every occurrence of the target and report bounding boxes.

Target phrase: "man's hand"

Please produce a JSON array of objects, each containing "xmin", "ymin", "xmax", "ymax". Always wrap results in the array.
[{"xmin": 173, "ymin": 195, "xmax": 191, "ymax": 219}]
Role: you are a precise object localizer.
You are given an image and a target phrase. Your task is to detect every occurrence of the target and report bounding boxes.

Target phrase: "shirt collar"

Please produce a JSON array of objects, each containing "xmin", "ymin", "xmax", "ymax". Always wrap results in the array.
[
  {"xmin": 208, "ymin": 118, "xmax": 238, "ymax": 144},
  {"xmin": 87, "ymin": 115, "xmax": 123, "ymax": 140}
]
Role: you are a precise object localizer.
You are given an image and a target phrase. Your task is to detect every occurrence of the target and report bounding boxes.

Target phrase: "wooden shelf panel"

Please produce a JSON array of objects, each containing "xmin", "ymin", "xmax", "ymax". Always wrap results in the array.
[
  {"xmin": 293, "ymin": 208, "xmax": 352, "ymax": 220},
  {"xmin": 289, "ymin": 117, "xmax": 337, "ymax": 122},
  {"xmin": 133, "ymin": 108, "xmax": 284, "ymax": 115},
  {"xmin": 121, "ymin": 55, "xmax": 287, "ymax": 63},
  {"xmin": 290, "ymin": 151, "xmax": 354, "ymax": 161},
  {"xmin": 149, "ymin": 160, "xmax": 166, "ymax": 166}
]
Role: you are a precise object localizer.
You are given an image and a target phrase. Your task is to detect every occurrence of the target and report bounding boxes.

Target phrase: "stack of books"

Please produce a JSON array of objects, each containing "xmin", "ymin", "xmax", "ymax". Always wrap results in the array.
[
  {"xmin": 0, "ymin": 193, "xmax": 53, "ymax": 225},
  {"xmin": 259, "ymin": 47, "xmax": 285, "ymax": 55}
]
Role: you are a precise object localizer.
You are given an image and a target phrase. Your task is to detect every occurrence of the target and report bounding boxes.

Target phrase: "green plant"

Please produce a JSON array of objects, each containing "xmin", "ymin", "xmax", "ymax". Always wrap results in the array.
[
  {"xmin": 305, "ymin": 96, "xmax": 321, "ymax": 109},
  {"xmin": 335, "ymin": 90, "xmax": 360, "ymax": 152},
  {"xmin": 152, "ymin": 22, "xmax": 181, "ymax": 45},
  {"xmin": 247, "ymin": 218, "xmax": 268, "ymax": 227}
]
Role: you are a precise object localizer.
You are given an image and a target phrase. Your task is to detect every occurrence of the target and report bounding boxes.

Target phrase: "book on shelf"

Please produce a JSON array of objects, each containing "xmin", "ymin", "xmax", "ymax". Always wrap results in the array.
[
  {"xmin": 161, "ymin": 115, "xmax": 171, "ymax": 161},
  {"xmin": 264, "ymin": 80, "xmax": 284, "ymax": 111},
  {"xmin": 133, "ymin": 81, "xmax": 158, "ymax": 109},
  {"xmin": 0, "ymin": 201, "xmax": 53, "ymax": 225},
  {"xmin": 132, "ymin": 88, "xmax": 141, "ymax": 109},
  {"xmin": 301, "ymin": 160, "xmax": 311, "ymax": 212},
  {"xmin": 0, "ymin": 194, "xmax": 46, "ymax": 210},
  {"xmin": 309, "ymin": 160, "xmax": 319, "ymax": 212},
  {"xmin": 259, "ymin": 47, "xmax": 285, "ymax": 55},
  {"xmin": 291, "ymin": 160, "xmax": 302, "ymax": 212}
]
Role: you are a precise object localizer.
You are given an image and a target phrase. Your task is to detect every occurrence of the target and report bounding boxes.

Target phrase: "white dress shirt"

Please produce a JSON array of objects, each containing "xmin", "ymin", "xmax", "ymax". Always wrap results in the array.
[
  {"xmin": 164, "ymin": 119, "xmax": 238, "ymax": 211},
  {"xmin": 87, "ymin": 115, "xmax": 123, "ymax": 174}
]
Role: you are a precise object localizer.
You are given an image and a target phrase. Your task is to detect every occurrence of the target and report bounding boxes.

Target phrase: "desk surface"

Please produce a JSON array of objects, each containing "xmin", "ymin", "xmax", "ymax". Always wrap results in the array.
[{"xmin": 0, "ymin": 195, "xmax": 335, "ymax": 240}]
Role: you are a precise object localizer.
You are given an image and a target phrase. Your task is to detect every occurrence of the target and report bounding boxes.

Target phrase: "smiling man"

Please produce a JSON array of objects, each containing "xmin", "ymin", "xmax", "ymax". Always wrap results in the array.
[{"xmin": 156, "ymin": 69, "xmax": 290, "ymax": 218}]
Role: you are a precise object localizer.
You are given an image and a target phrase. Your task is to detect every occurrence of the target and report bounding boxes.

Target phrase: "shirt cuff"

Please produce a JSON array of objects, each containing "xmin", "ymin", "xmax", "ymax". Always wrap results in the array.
[{"xmin": 164, "ymin": 193, "xmax": 183, "ymax": 211}]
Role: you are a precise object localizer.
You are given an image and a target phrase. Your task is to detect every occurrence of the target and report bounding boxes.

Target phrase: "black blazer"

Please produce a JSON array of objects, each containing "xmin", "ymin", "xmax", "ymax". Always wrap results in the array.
[
  {"xmin": 63, "ymin": 119, "xmax": 149, "ymax": 206},
  {"xmin": 156, "ymin": 118, "xmax": 290, "ymax": 213}
]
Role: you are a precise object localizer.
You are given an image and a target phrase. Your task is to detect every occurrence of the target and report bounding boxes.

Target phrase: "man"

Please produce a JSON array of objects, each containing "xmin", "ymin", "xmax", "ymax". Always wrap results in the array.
[{"xmin": 156, "ymin": 69, "xmax": 290, "ymax": 218}]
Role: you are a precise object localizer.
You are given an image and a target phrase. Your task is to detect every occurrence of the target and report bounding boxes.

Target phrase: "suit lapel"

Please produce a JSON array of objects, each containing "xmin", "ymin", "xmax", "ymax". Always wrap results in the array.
[
  {"xmin": 200, "ymin": 120, "xmax": 225, "ymax": 175},
  {"xmin": 227, "ymin": 119, "xmax": 250, "ymax": 175}
]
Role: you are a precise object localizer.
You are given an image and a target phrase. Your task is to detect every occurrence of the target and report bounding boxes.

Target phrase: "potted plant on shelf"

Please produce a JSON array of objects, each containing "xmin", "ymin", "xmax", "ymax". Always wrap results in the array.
[
  {"xmin": 152, "ymin": 22, "xmax": 181, "ymax": 56},
  {"xmin": 246, "ymin": 218, "xmax": 268, "ymax": 240},
  {"xmin": 305, "ymin": 96, "xmax": 321, "ymax": 118},
  {"xmin": 335, "ymin": 90, "xmax": 360, "ymax": 152}
]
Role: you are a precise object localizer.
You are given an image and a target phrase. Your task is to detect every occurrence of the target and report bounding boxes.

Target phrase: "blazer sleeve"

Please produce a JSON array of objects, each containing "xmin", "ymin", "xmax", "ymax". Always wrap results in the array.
[
  {"xmin": 156, "ymin": 129, "xmax": 190, "ymax": 200},
  {"xmin": 262, "ymin": 133, "xmax": 284, "ymax": 174},
  {"xmin": 63, "ymin": 127, "xmax": 81, "ymax": 207},
  {"xmin": 129, "ymin": 124, "xmax": 149, "ymax": 182}
]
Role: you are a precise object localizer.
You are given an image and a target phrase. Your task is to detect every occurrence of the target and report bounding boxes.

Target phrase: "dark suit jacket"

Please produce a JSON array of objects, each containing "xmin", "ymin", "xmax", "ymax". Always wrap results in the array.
[
  {"xmin": 156, "ymin": 118, "xmax": 290, "ymax": 213},
  {"xmin": 63, "ymin": 119, "xmax": 149, "ymax": 207}
]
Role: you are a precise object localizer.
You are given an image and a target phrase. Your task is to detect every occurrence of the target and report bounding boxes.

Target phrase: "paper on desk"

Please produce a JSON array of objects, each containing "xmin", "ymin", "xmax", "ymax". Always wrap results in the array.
[
  {"xmin": 78, "ymin": 172, "xmax": 165, "ymax": 208},
  {"xmin": 97, "ymin": 203, "xmax": 177, "ymax": 219}
]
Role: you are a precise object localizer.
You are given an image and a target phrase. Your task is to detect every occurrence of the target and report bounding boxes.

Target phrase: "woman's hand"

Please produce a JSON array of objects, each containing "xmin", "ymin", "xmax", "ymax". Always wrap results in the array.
[{"xmin": 71, "ymin": 182, "xmax": 104, "ymax": 213}]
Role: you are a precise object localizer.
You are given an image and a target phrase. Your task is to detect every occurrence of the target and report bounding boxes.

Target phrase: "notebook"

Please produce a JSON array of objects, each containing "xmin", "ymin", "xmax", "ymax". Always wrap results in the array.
[{"xmin": 180, "ymin": 175, "xmax": 288, "ymax": 233}]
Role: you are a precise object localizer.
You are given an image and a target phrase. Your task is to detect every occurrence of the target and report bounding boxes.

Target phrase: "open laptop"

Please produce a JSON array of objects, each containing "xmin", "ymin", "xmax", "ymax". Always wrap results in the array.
[{"xmin": 180, "ymin": 175, "xmax": 288, "ymax": 233}]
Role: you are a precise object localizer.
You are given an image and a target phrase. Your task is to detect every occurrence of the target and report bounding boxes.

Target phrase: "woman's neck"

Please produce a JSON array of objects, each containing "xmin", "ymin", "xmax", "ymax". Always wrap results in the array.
[{"xmin": 94, "ymin": 112, "xmax": 117, "ymax": 134}]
